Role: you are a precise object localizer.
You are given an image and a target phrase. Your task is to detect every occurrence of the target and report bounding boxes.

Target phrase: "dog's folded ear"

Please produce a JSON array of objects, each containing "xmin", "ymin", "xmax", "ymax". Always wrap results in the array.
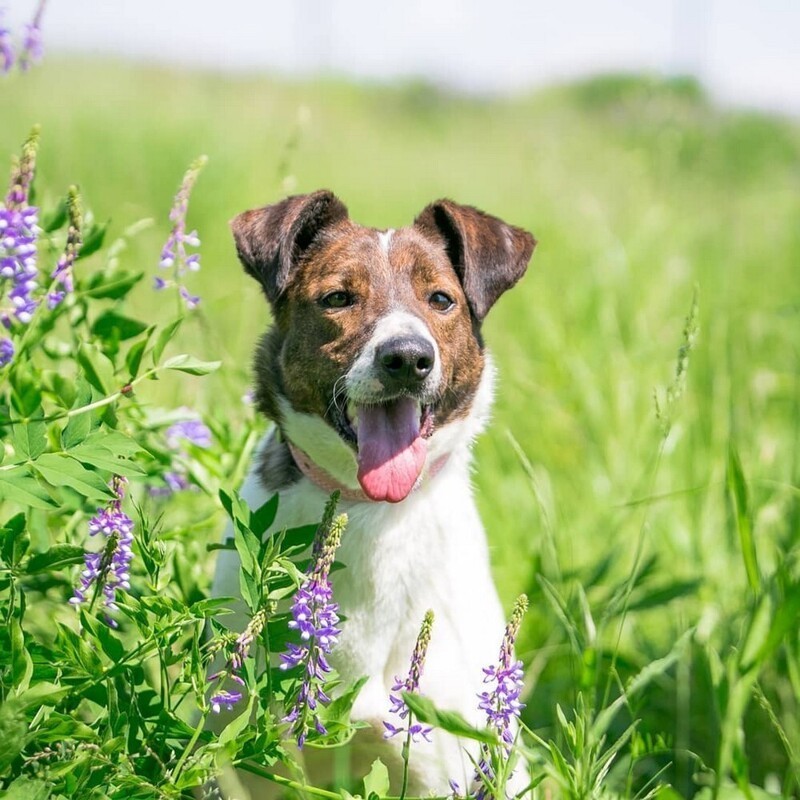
[
  {"xmin": 414, "ymin": 200, "xmax": 536, "ymax": 322},
  {"xmin": 231, "ymin": 191, "xmax": 349, "ymax": 304}
]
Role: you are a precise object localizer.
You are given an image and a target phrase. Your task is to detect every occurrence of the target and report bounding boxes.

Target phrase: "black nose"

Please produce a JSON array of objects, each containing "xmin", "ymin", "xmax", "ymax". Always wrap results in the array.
[{"xmin": 376, "ymin": 336, "xmax": 435, "ymax": 388}]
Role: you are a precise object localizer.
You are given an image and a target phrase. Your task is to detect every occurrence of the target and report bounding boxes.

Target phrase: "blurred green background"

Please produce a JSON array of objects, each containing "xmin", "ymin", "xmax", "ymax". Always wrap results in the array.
[{"xmin": 4, "ymin": 60, "xmax": 799, "ymax": 793}]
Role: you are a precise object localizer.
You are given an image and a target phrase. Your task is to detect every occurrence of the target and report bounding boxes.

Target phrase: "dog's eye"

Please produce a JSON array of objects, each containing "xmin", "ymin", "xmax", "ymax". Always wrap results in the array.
[
  {"xmin": 429, "ymin": 291, "xmax": 454, "ymax": 312},
  {"xmin": 320, "ymin": 291, "xmax": 354, "ymax": 309}
]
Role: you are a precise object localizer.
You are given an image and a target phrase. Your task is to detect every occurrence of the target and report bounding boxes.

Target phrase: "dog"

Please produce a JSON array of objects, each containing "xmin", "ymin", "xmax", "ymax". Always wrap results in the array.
[{"xmin": 211, "ymin": 190, "xmax": 535, "ymax": 795}]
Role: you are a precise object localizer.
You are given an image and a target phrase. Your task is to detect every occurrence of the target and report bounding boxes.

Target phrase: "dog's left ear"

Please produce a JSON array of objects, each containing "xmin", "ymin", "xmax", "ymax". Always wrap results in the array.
[{"xmin": 414, "ymin": 200, "xmax": 536, "ymax": 322}]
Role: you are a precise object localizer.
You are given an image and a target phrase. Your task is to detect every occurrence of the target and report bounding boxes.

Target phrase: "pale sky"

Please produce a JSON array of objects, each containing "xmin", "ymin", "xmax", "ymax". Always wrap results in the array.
[{"xmin": 8, "ymin": 0, "xmax": 800, "ymax": 115}]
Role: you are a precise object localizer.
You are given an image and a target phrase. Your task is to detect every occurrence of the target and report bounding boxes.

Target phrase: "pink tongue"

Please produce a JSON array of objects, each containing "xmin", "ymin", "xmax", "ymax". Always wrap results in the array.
[{"xmin": 356, "ymin": 397, "xmax": 427, "ymax": 503}]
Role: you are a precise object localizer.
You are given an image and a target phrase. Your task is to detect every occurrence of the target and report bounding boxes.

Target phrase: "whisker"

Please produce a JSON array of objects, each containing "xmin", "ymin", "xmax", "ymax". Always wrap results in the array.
[{"xmin": 327, "ymin": 375, "xmax": 348, "ymax": 417}]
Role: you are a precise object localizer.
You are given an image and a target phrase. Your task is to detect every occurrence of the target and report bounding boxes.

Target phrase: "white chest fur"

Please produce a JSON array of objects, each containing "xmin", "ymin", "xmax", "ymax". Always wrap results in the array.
[{"xmin": 211, "ymin": 361, "xmax": 504, "ymax": 792}]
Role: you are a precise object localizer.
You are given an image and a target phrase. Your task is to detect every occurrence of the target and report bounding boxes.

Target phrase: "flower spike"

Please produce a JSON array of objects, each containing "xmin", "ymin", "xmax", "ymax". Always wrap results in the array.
[
  {"xmin": 70, "ymin": 476, "xmax": 135, "ymax": 628},
  {"xmin": 469, "ymin": 594, "xmax": 528, "ymax": 800},
  {"xmin": 48, "ymin": 186, "xmax": 82, "ymax": 308},
  {"xmin": 156, "ymin": 155, "xmax": 207, "ymax": 309},
  {"xmin": 281, "ymin": 492, "xmax": 346, "ymax": 747},
  {"xmin": 1, "ymin": 127, "xmax": 41, "ymax": 339},
  {"xmin": 19, "ymin": 0, "xmax": 45, "ymax": 71},
  {"xmin": 383, "ymin": 609, "xmax": 435, "ymax": 743}
]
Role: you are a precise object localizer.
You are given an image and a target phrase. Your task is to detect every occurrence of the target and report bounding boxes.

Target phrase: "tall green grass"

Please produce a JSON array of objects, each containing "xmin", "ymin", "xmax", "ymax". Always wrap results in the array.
[{"xmin": 3, "ymin": 61, "xmax": 799, "ymax": 796}]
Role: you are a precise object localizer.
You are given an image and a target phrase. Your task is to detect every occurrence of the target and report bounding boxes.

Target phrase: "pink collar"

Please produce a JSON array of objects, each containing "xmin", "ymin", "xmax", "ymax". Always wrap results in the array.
[
  {"xmin": 286, "ymin": 440, "xmax": 450, "ymax": 504},
  {"xmin": 287, "ymin": 441, "xmax": 369, "ymax": 502}
]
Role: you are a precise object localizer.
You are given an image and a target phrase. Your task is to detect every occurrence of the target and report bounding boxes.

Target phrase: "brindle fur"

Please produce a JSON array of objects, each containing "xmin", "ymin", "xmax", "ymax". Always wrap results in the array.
[{"xmin": 232, "ymin": 191, "xmax": 535, "ymax": 490}]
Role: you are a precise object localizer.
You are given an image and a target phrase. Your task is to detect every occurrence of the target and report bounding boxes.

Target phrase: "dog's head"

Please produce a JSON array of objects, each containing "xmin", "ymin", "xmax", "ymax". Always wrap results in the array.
[{"xmin": 233, "ymin": 190, "xmax": 535, "ymax": 503}]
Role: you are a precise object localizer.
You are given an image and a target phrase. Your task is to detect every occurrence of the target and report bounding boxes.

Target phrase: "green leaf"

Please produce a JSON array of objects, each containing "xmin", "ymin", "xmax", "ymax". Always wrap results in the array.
[
  {"xmin": 363, "ymin": 759, "xmax": 390, "ymax": 798},
  {"xmin": 760, "ymin": 579, "xmax": 800, "ymax": 663},
  {"xmin": 80, "ymin": 610, "xmax": 125, "ymax": 662},
  {"xmin": 34, "ymin": 453, "xmax": 114, "ymax": 503},
  {"xmin": 740, "ymin": 592, "xmax": 773, "ymax": 672},
  {"xmin": 77, "ymin": 342, "xmax": 115, "ymax": 395},
  {"xmin": 402, "ymin": 693, "xmax": 497, "ymax": 744},
  {"xmin": 740, "ymin": 579, "xmax": 800, "ymax": 672},
  {"xmin": 61, "ymin": 413, "xmax": 91, "ymax": 450},
  {"xmin": 0, "ymin": 467, "xmax": 56, "ymax": 509},
  {"xmin": 727, "ymin": 443, "xmax": 760, "ymax": 593},
  {"xmin": 11, "ymin": 418, "xmax": 46, "ymax": 460},
  {"xmin": 189, "ymin": 597, "xmax": 236, "ymax": 617},
  {"xmin": 92, "ymin": 310, "xmax": 149, "ymax": 342},
  {"xmin": 0, "ymin": 776, "xmax": 50, "ymax": 800},
  {"xmin": 10, "ymin": 617, "xmax": 33, "ymax": 691},
  {"xmin": 217, "ymin": 693, "xmax": 256, "ymax": 747},
  {"xmin": 324, "ymin": 676, "xmax": 368, "ymax": 724},
  {"xmin": 42, "ymin": 196, "xmax": 69, "ymax": 232},
  {"xmin": 152, "ymin": 317, "xmax": 182, "ymax": 365},
  {"xmin": 627, "ymin": 579, "xmax": 702, "ymax": 611},
  {"xmin": 68, "ymin": 443, "xmax": 145, "ymax": 476},
  {"xmin": 125, "ymin": 326, "xmax": 155, "ymax": 379},
  {"xmin": 593, "ymin": 629, "xmax": 693, "ymax": 738},
  {"xmin": 235, "ymin": 518, "xmax": 261, "ymax": 576},
  {"xmin": 15, "ymin": 681, "xmax": 73, "ymax": 710},
  {"xmin": 280, "ymin": 524, "xmax": 318, "ymax": 555},
  {"xmin": 251, "ymin": 494, "xmax": 279, "ymax": 537},
  {"xmin": 162, "ymin": 354, "xmax": 222, "ymax": 375},
  {"xmin": 220, "ymin": 489, "xmax": 262, "ymax": 574},
  {"xmin": 0, "ymin": 514, "xmax": 27, "ymax": 566},
  {"xmin": 83, "ymin": 270, "xmax": 144, "ymax": 299},
  {"xmin": 25, "ymin": 544, "xmax": 86, "ymax": 574},
  {"xmin": 48, "ymin": 372, "xmax": 78, "ymax": 408},
  {"xmin": 0, "ymin": 701, "xmax": 27, "ymax": 771},
  {"xmin": 239, "ymin": 568, "xmax": 261, "ymax": 614},
  {"xmin": 60, "ymin": 379, "xmax": 93, "ymax": 450},
  {"xmin": 53, "ymin": 623, "xmax": 103, "ymax": 678},
  {"xmin": 30, "ymin": 712, "xmax": 96, "ymax": 743},
  {"xmin": 77, "ymin": 220, "xmax": 108, "ymax": 259},
  {"xmin": 9, "ymin": 366, "xmax": 42, "ymax": 417},
  {"xmin": 82, "ymin": 429, "xmax": 143, "ymax": 458},
  {"xmin": 695, "ymin": 785, "xmax": 781, "ymax": 800}
]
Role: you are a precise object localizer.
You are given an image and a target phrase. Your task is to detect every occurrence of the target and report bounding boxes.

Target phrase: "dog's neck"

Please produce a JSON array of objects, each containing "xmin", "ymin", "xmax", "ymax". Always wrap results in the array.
[
  {"xmin": 286, "ymin": 438, "xmax": 452, "ymax": 503},
  {"xmin": 260, "ymin": 357, "xmax": 497, "ymax": 499},
  {"xmin": 285, "ymin": 439, "xmax": 369, "ymax": 502}
]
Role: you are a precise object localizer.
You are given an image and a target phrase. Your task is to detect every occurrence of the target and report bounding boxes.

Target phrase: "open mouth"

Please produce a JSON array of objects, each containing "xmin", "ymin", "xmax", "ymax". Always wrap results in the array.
[{"xmin": 332, "ymin": 396, "xmax": 435, "ymax": 504}]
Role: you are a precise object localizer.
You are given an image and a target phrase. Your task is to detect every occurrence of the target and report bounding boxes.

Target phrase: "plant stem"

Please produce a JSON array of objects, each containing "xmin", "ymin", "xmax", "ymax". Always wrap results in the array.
[
  {"xmin": 239, "ymin": 761, "xmax": 449, "ymax": 800},
  {"xmin": 238, "ymin": 762, "xmax": 342, "ymax": 800},
  {"xmin": 399, "ymin": 719, "xmax": 413, "ymax": 800},
  {"xmin": 172, "ymin": 711, "xmax": 208, "ymax": 779},
  {"xmin": 0, "ymin": 365, "xmax": 160, "ymax": 433}
]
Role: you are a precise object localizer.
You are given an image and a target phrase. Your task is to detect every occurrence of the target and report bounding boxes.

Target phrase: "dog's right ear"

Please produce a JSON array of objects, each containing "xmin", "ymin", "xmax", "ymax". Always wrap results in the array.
[{"xmin": 231, "ymin": 190, "xmax": 349, "ymax": 304}]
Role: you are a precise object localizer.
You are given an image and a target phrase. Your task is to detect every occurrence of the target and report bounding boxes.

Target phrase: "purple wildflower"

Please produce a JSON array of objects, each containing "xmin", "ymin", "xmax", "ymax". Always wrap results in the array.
[
  {"xmin": 147, "ymin": 470, "xmax": 190, "ymax": 498},
  {"xmin": 149, "ymin": 416, "xmax": 212, "ymax": 496},
  {"xmin": 383, "ymin": 609, "xmax": 434, "ymax": 744},
  {"xmin": 281, "ymin": 493, "xmax": 346, "ymax": 747},
  {"xmin": 70, "ymin": 476, "xmax": 135, "ymax": 627},
  {"xmin": 0, "ymin": 10, "xmax": 14, "ymax": 73},
  {"xmin": 1, "ymin": 128, "xmax": 40, "ymax": 332},
  {"xmin": 48, "ymin": 186, "xmax": 82, "ymax": 308},
  {"xmin": 231, "ymin": 606, "xmax": 268, "ymax": 671},
  {"xmin": 209, "ymin": 690, "xmax": 243, "ymax": 714},
  {"xmin": 156, "ymin": 155, "xmax": 207, "ymax": 309},
  {"xmin": 0, "ymin": 337, "xmax": 12, "ymax": 366},
  {"xmin": 164, "ymin": 470, "xmax": 190, "ymax": 492},
  {"xmin": 204, "ymin": 605, "xmax": 268, "ymax": 715},
  {"xmin": 166, "ymin": 417, "xmax": 212, "ymax": 449},
  {"xmin": 179, "ymin": 286, "xmax": 200, "ymax": 310},
  {"xmin": 18, "ymin": 0, "xmax": 45, "ymax": 71},
  {"xmin": 470, "ymin": 595, "xmax": 528, "ymax": 800}
]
